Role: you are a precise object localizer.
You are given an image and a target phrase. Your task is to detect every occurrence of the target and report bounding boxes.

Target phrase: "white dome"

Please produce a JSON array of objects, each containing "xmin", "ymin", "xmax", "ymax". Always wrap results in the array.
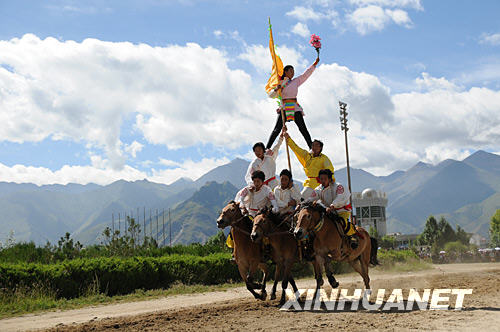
[{"xmin": 361, "ymin": 188, "xmax": 377, "ymax": 199}]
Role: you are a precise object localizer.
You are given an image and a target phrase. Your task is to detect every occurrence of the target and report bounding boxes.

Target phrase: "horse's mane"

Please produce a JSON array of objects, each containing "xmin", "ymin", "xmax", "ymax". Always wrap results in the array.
[
  {"xmin": 300, "ymin": 201, "xmax": 326, "ymax": 214},
  {"xmin": 256, "ymin": 206, "xmax": 282, "ymax": 225}
]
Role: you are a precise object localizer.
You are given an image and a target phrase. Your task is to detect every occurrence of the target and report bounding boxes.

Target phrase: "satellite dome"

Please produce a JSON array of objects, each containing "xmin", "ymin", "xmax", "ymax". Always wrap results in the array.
[{"xmin": 361, "ymin": 188, "xmax": 377, "ymax": 199}]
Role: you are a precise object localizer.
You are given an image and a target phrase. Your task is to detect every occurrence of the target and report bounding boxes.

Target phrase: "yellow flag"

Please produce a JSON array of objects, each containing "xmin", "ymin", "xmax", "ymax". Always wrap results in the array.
[{"xmin": 265, "ymin": 19, "xmax": 284, "ymax": 97}]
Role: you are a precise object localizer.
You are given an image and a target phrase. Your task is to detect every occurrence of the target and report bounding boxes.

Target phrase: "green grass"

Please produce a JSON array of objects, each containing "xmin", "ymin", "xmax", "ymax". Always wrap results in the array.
[{"xmin": 0, "ymin": 249, "xmax": 431, "ymax": 319}]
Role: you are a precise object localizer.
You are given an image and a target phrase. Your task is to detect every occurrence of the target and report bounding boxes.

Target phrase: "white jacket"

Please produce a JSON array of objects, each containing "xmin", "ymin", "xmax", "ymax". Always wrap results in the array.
[
  {"xmin": 244, "ymin": 137, "xmax": 283, "ymax": 190},
  {"xmin": 235, "ymin": 185, "xmax": 278, "ymax": 217},
  {"xmin": 307, "ymin": 182, "xmax": 351, "ymax": 213},
  {"xmin": 274, "ymin": 183, "xmax": 302, "ymax": 214}
]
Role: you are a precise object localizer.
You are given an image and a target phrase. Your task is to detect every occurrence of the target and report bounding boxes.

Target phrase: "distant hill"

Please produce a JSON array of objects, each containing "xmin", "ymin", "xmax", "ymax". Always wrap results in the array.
[
  {"xmin": 1, "ymin": 151, "xmax": 498, "ymax": 244},
  {"xmin": 165, "ymin": 181, "xmax": 238, "ymax": 244},
  {"xmin": 336, "ymin": 150, "xmax": 500, "ymax": 235}
]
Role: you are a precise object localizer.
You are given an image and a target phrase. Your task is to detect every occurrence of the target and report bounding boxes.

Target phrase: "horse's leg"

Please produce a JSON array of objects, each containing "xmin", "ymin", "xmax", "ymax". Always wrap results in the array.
[
  {"xmin": 258, "ymin": 262, "xmax": 268, "ymax": 300},
  {"xmin": 239, "ymin": 262, "xmax": 261, "ymax": 299},
  {"xmin": 312, "ymin": 255, "xmax": 325, "ymax": 299},
  {"xmin": 359, "ymin": 246, "xmax": 371, "ymax": 289},
  {"xmin": 271, "ymin": 263, "xmax": 283, "ymax": 300},
  {"xmin": 348, "ymin": 256, "xmax": 370, "ymax": 289},
  {"xmin": 324, "ymin": 256, "xmax": 340, "ymax": 289},
  {"xmin": 279, "ymin": 261, "xmax": 293, "ymax": 305}
]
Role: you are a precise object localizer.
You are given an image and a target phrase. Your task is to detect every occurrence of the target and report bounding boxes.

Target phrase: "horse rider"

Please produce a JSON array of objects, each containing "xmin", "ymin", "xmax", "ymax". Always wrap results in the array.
[
  {"xmin": 273, "ymin": 169, "xmax": 302, "ymax": 215},
  {"xmin": 282, "ymin": 129, "xmax": 335, "ymax": 201},
  {"xmin": 307, "ymin": 168, "xmax": 359, "ymax": 249}
]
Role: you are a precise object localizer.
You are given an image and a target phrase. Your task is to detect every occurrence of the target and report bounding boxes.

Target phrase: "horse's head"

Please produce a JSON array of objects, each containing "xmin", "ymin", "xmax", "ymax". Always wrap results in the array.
[
  {"xmin": 216, "ymin": 201, "xmax": 242, "ymax": 229},
  {"xmin": 250, "ymin": 206, "xmax": 275, "ymax": 243},
  {"xmin": 294, "ymin": 202, "xmax": 324, "ymax": 240}
]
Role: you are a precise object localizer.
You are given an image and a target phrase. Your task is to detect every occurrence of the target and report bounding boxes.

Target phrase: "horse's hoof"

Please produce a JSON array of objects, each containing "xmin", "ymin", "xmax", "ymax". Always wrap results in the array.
[
  {"xmin": 331, "ymin": 281, "xmax": 339, "ymax": 288},
  {"xmin": 260, "ymin": 291, "xmax": 267, "ymax": 301},
  {"xmin": 270, "ymin": 293, "xmax": 276, "ymax": 300}
]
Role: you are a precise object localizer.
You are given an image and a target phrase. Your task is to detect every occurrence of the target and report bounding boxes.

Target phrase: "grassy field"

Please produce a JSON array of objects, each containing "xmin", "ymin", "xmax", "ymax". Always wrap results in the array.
[{"xmin": 0, "ymin": 249, "xmax": 431, "ymax": 319}]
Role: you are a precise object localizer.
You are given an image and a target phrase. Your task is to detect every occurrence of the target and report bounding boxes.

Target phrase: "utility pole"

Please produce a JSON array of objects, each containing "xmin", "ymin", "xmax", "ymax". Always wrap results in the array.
[
  {"xmin": 162, "ymin": 208, "xmax": 165, "ymax": 247},
  {"xmin": 112, "ymin": 213, "xmax": 114, "ymax": 234},
  {"xmin": 118, "ymin": 213, "xmax": 121, "ymax": 235},
  {"xmin": 169, "ymin": 208, "xmax": 172, "ymax": 246},
  {"xmin": 149, "ymin": 209, "xmax": 152, "ymax": 239},
  {"xmin": 143, "ymin": 206, "xmax": 146, "ymax": 243},
  {"xmin": 339, "ymin": 101, "xmax": 354, "ymax": 224}
]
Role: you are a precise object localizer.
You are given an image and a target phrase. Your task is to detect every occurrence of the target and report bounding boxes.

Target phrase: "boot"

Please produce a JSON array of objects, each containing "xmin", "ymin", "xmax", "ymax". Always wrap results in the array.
[{"xmin": 348, "ymin": 235, "xmax": 359, "ymax": 250}]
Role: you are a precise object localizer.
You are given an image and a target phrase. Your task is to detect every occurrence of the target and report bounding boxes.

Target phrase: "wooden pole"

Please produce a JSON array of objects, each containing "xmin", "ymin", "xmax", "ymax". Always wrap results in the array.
[
  {"xmin": 269, "ymin": 17, "xmax": 292, "ymax": 174},
  {"xmin": 162, "ymin": 208, "xmax": 165, "ymax": 247},
  {"xmin": 143, "ymin": 206, "xmax": 146, "ymax": 243},
  {"xmin": 169, "ymin": 208, "xmax": 172, "ymax": 247}
]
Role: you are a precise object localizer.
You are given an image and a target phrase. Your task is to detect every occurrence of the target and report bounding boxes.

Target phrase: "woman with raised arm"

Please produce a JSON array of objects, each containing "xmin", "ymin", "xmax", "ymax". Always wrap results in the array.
[{"xmin": 266, "ymin": 56, "xmax": 319, "ymax": 150}]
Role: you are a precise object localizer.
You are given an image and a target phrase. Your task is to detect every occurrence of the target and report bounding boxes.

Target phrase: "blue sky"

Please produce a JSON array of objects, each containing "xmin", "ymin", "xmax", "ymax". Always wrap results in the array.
[{"xmin": 0, "ymin": 0, "xmax": 499, "ymax": 184}]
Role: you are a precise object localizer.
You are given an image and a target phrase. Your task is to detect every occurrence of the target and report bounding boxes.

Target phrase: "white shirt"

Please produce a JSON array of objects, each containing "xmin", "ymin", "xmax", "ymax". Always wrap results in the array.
[
  {"xmin": 308, "ymin": 182, "xmax": 351, "ymax": 212},
  {"xmin": 235, "ymin": 185, "xmax": 278, "ymax": 217},
  {"xmin": 245, "ymin": 137, "xmax": 283, "ymax": 190},
  {"xmin": 274, "ymin": 183, "xmax": 302, "ymax": 214}
]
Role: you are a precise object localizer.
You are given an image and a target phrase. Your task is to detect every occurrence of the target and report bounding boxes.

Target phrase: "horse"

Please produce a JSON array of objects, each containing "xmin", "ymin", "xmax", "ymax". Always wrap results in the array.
[
  {"xmin": 216, "ymin": 201, "xmax": 268, "ymax": 300},
  {"xmin": 294, "ymin": 202, "xmax": 379, "ymax": 298},
  {"xmin": 250, "ymin": 207, "xmax": 300, "ymax": 305}
]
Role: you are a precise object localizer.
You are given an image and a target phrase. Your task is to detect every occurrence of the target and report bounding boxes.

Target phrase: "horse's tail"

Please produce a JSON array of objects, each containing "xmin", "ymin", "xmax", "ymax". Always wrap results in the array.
[{"xmin": 369, "ymin": 237, "xmax": 380, "ymax": 266}]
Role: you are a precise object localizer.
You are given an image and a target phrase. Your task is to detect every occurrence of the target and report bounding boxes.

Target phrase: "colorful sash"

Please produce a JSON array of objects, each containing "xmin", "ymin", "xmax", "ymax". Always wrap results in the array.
[{"xmin": 284, "ymin": 102, "xmax": 296, "ymax": 122}]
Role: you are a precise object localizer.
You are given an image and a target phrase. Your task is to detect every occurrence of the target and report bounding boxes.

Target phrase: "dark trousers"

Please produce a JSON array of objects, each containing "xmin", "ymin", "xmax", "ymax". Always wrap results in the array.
[{"xmin": 266, "ymin": 111, "xmax": 313, "ymax": 149}]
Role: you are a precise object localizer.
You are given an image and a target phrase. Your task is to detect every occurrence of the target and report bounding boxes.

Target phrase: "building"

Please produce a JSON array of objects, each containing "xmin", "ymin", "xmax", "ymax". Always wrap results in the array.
[{"xmin": 352, "ymin": 188, "xmax": 388, "ymax": 236}]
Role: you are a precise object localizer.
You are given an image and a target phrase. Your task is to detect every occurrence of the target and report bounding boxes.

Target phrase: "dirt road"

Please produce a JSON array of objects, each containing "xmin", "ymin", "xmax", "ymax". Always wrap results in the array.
[{"xmin": 1, "ymin": 263, "xmax": 499, "ymax": 331}]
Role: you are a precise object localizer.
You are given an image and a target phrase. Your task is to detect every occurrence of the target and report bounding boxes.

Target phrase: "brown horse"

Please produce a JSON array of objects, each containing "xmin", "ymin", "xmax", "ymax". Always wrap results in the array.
[
  {"xmin": 294, "ymin": 202, "xmax": 378, "ymax": 297},
  {"xmin": 216, "ymin": 201, "xmax": 268, "ymax": 300},
  {"xmin": 251, "ymin": 207, "xmax": 299, "ymax": 304}
]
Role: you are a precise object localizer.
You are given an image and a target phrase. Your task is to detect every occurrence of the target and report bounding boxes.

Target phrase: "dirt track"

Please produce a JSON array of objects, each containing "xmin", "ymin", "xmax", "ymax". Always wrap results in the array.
[{"xmin": 1, "ymin": 263, "xmax": 499, "ymax": 331}]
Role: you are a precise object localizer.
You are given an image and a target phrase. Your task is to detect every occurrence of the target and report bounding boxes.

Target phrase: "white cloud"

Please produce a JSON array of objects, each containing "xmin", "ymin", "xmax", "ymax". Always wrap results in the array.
[
  {"xmin": 479, "ymin": 32, "xmax": 500, "ymax": 46},
  {"xmin": 348, "ymin": 0, "xmax": 423, "ymax": 11},
  {"xmin": 385, "ymin": 8, "xmax": 412, "ymax": 27},
  {"xmin": 238, "ymin": 44, "xmax": 308, "ymax": 74},
  {"xmin": 0, "ymin": 34, "xmax": 266, "ymax": 169},
  {"xmin": 347, "ymin": 5, "xmax": 413, "ymax": 35},
  {"xmin": 150, "ymin": 157, "xmax": 230, "ymax": 184},
  {"xmin": 0, "ymin": 162, "xmax": 146, "ymax": 186},
  {"xmin": 291, "ymin": 22, "xmax": 311, "ymax": 38},
  {"xmin": 125, "ymin": 140, "xmax": 144, "ymax": 158},
  {"xmin": 1, "ymin": 34, "xmax": 500, "ymax": 184},
  {"xmin": 286, "ymin": 6, "xmax": 325, "ymax": 22},
  {"xmin": 416, "ymin": 72, "xmax": 461, "ymax": 91}
]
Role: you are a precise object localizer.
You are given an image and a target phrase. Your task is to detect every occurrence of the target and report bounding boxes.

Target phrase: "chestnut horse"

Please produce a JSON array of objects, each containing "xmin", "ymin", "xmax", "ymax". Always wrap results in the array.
[
  {"xmin": 251, "ymin": 207, "xmax": 299, "ymax": 304},
  {"xmin": 217, "ymin": 201, "xmax": 268, "ymax": 300},
  {"xmin": 294, "ymin": 202, "xmax": 378, "ymax": 297}
]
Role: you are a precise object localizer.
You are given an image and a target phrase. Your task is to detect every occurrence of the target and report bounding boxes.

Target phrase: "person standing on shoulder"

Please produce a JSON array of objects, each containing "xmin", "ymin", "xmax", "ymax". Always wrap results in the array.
[
  {"xmin": 266, "ymin": 57, "xmax": 319, "ymax": 150},
  {"xmin": 282, "ymin": 129, "xmax": 334, "ymax": 201},
  {"xmin": 244, "ymin": 133, "xmax": 284, "ymax": 190}
]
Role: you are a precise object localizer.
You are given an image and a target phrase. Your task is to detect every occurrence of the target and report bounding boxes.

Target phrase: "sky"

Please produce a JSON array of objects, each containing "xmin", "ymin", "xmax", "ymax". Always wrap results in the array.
[{"xmin": 0, "ymin": 0, "xmax": 500, "ymax": 185}]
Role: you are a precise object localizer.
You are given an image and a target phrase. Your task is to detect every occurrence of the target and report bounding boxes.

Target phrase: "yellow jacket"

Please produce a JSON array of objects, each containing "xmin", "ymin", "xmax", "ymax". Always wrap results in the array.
[{"xmin": 287, "ymin": 137, "xmax": 335, "ymax": 188}]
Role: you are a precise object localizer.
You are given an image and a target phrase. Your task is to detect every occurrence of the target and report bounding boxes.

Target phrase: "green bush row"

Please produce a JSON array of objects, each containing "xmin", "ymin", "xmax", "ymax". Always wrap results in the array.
[{"xmin": 0, "ymin": 253, "xmax": 240, "ymax": 299}]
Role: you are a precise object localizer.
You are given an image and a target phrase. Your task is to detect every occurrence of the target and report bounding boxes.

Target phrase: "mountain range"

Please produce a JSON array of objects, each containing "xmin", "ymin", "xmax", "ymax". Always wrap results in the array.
[{"xmin": 0, "ymin": 151, "xmax": 499, "ymax": 244}]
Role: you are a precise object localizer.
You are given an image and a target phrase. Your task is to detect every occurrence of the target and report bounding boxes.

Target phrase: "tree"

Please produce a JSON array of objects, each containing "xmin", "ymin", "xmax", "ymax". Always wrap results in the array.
[
  {"xmin": 437, "ymin": 217, "xmax": 456, "ymax": 248},
  {"xmin": 418, "ymin": 216, "xmax": 439, "ymax": 246},
  {"xmin": 490, "ymin": 209, "xmax": 500, "ymax": 247},
  {"xmin": 456, "ymin": 225, "xmax": 470, "ymax": 245}
]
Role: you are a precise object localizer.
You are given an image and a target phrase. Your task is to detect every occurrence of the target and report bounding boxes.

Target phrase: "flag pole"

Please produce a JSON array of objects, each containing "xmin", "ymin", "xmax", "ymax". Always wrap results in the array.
[{"xmin": 269, "ymin": 17, "xmax": 292, "ymax": 174}]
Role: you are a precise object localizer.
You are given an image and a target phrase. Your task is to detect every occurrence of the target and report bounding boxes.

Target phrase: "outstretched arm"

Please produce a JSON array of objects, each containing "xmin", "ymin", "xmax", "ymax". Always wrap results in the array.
[
  {"xmin": 283, "ymin": 131, "xmax": 309, "ymax": 167},
  {"xmin": 267, "ymin": 135, "xmax": 283, "ymax": 161},
  {"xmin": 295, "ymin": 61, "xmax": 317, "ymax": 87}
]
